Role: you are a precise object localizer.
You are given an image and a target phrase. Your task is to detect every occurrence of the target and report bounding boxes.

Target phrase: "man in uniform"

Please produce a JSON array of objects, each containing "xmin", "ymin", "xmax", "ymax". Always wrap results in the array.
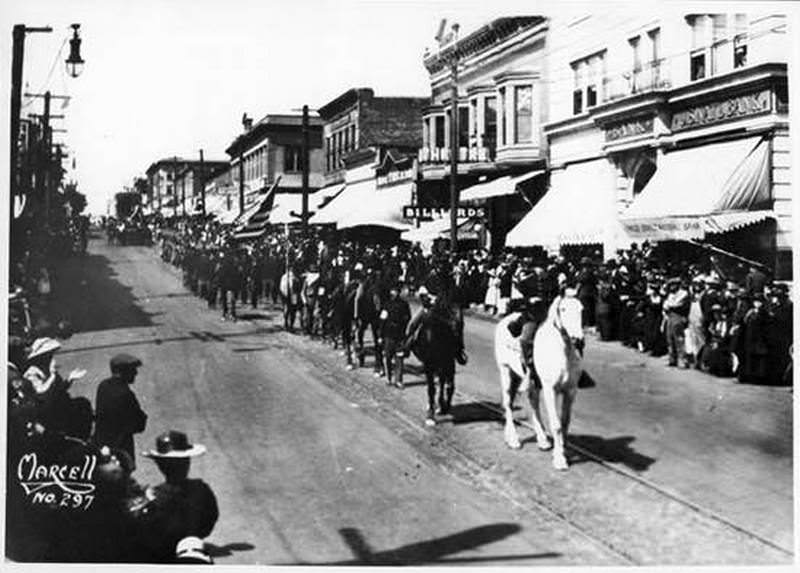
[
  {"xmin": 379, "ymin": 283, "xmax": 411, "ymax": 388},
  {"xmin": 94, "ymin": 353, "xmax": 148, "ymax": 471}
]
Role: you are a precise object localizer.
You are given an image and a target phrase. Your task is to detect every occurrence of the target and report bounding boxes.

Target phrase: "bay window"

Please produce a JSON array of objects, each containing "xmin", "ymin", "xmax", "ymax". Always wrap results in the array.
[{"xmin": 514, "ymin": 85, "xmax": 532, "ymax": 143}]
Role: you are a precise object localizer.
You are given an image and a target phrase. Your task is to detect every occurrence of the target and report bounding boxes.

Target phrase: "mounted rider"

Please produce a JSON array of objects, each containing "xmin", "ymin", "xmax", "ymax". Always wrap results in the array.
[{"xmin": 404, "ymin": 257, "xmax": 468, "ymax": 365}]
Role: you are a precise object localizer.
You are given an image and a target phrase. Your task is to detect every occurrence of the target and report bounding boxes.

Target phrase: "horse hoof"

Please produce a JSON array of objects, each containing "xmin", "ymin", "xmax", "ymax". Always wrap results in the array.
[
  {"xmin": 552, "ymin": 456, "xmax": 568, "ymax": 471},
  {"xmin": 425, "ymin": 417, "xmax": 436, "ymax": 427},
  {"xmin": 346, "ymin": 364, "xmax": 354, "ymax": 371},
  {"xmin": 505, "ymin": 439, "xmax": 522, "ymax": 450},
  {"xmin": 537, "ymin": 441, "xmax": 553, "ymax": 451}
]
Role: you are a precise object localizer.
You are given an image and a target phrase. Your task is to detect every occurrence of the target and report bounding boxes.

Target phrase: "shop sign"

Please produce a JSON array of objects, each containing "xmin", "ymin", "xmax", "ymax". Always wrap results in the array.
[
  {"xmin": 403, "ymin": 205, "xmax": 486, "ymax": 221},
  {"xmin": 418, "ymin": 146, "xmax": 491, "ymax": 163},
  {"xmin": 377, "ymin": 168, "xmax": 413, "ymax": 187},
  {"xmin": 670, "ymin": 90, "xmax": 771, "ymax": 132},
  {"xmin": 622, "ymin": 218, "xmax": 704, "ymax": 240},
  {"xmin": 605, "ymin": 117, "xmax": 654, "ymax": 142}
]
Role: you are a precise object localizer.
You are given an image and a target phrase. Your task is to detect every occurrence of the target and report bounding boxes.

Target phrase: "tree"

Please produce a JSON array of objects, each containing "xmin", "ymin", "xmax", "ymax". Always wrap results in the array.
[{"xmin": 62, "ymin": 181, "xmax": 87, "ymax": 214}]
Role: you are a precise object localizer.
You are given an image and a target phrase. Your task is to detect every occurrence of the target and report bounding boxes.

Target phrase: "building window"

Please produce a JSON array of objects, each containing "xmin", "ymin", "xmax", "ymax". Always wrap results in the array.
[
  {"xmin": 689, "ymin": 14, "xmax": 711, "ymax": 80},
  {"xmin": 648, "ymin": 27, "xmax": 661, "ymax": 86},
  {"xmin": 572, "ymin": 52, "xmax": 604, "ymax": 114},
  {"xmin": 326, "ymin": 136, "xmax": 332, "ymax": 171},
  {"xmin": 344, "ymin": 128, "xmax": 350, "ymax": 152},
  {"xmin": 434, "ymin": 115, "xmax": 445, "ymax": 148},
  {"xmin": 629, "ymin": 36, "xmax": 642, "ymax": 92},
  {"xmin": 484, "ymin": 96, "xmax": 497, "ymax": 151},
  {"xmin": 734, "ymin": 14, "xmax": 748, "ymax": 68},
  {"xmin": 514, "ymin": 85, "xmax": 532, "ymax": 144},
  {"xmin": 458, "ymin": 106, "xmax": 470, "ymax": 148},
  {"xmin": 499, "ymin": 87, "xmax": 506, "ymax": 145},
  {"xmin": 423, "ymin": 118, "xmax": 430, "ymax": 148},
  {"xmin": 350, "ymin": 124, "xmax": 356, "ymax": 150},
  {"xmin": 284, "ymin": 146, "xmax": 303, "ymax": 172},
  {"xmin": 470, "ymin": 99, "xmax": 478, "ymax": 138}
]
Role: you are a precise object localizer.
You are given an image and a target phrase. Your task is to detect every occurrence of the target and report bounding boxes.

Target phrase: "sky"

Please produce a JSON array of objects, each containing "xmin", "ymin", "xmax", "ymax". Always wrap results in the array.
[{"xmin": 1, "ymin": 0, "xmax": 569, "ymax": 215}]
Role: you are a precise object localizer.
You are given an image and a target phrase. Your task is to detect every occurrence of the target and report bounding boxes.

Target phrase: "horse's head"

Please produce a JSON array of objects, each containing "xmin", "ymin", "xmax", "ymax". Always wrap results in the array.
[{"xmin": 551, "ymin": 295, "xmax": 584, "ymax": 348}]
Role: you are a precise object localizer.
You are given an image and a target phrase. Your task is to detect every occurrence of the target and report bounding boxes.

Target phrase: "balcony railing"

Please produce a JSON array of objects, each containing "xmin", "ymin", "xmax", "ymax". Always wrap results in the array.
[
  {"xmin": 605, "ymin": 60, "xmax": 672, "ymax": 102},
  {"xmin": 418, "ymin": 146, "xmax": 495, "ymax": 164}
]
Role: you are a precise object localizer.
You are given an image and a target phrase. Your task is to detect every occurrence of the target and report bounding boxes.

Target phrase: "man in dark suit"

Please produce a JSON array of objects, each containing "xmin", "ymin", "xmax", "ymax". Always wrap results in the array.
[{"xmin": 94, "ymin": 353, "xmax": 148, "ymax": 470}]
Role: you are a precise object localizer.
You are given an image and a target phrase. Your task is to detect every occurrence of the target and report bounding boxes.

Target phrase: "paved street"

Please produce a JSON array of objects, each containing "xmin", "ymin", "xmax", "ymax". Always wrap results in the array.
[{"xmin": 51, "ymin": 236, "xmax": 792, "ymax": 566}]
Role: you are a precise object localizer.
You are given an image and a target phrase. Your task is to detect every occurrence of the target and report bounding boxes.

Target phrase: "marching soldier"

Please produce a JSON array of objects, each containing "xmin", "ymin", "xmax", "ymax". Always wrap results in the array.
[{"xmin": 379, "ymin": 283, "xmax": 411, "ymax": 388}]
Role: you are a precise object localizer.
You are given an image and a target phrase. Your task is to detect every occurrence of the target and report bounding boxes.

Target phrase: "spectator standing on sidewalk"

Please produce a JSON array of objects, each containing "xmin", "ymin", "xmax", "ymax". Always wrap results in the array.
[
  {"xmin": 663, "ymin": 277, "xmax": 691, "ymax": 367},
  {"xmin": 94, "ymin": 353, "xmax": 148, "ymax": 471}
]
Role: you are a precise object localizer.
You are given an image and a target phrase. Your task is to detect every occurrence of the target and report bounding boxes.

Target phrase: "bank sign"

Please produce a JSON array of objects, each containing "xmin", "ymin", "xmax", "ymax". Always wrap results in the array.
[
  {"xmin": 670, "ymin": 90, "xmax": 772, "ymax": 132},
  {"xmin": 403, "ymin": 205, "xmax": 486, "ymax": 221}
]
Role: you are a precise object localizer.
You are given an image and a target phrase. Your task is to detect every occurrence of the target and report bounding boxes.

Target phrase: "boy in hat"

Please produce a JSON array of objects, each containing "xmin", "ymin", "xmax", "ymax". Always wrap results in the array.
[
  {"xmin": 94, "ymin": 353, "xmax": 148, "ymax": 470},
  {"xmin": 132, "ymin": 430, "xmax": 218, "ymax": 563}
]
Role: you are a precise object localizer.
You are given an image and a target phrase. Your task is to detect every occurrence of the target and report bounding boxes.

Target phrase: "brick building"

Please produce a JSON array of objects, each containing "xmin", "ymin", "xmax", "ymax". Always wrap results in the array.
[{"xmin": 311, "ymin": 88, "xmax": 428, "ymax": 234}]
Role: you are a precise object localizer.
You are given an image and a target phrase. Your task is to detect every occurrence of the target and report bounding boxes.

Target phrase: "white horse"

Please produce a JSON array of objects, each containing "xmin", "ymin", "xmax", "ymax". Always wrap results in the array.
[{"xmin": 494, "ymin": 294, "xmax": 584, "ymax": 470}]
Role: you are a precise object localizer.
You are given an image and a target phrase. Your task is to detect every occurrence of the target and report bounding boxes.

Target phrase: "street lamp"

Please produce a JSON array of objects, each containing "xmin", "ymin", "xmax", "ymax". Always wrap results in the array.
[{"xmin": 65, "ymin": 24, "xmax": 84, "ymax": 78}]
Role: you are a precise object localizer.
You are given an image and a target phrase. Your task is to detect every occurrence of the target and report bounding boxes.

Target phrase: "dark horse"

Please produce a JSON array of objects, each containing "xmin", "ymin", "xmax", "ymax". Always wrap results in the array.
[
  {"xmin": 343, "ymin": 275, "xmax": 384, "ymax": 374},
  {"xmin": 411, "ymin": 306, "xmax": 459, "ymax": 426}
]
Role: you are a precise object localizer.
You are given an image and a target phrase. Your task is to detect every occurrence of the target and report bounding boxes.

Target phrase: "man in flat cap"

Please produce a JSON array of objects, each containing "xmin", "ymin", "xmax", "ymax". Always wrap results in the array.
[{"xmin": 94, "ymin": 353, "xmax": 148, "ymax": 470}]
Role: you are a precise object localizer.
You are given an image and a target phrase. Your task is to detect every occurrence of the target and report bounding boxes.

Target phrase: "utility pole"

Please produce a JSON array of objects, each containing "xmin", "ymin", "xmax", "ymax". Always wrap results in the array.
[
  {"xmin": 301, "ymin": 104, "xmax": 310, "ymax": 237},
  {"xmin": 238, "ymin": 151, "xmax": 245, "ymax": 215},
  {"xmin": 43, "ymin": 91, "xmax": 51, "ymax": 223},
  {"xmin": 10, "ymin": 25, "xmax": 52, "ymax": 215},
  {"xmin": 173, "ymin": 156, "xmax": 179, "ymax": 218},
  {"xmin": 448, "ymin": 24, "xmax": 460, "ymax": 253},
  {"xmin": 199, "ymin": 148, "xmax": 206, "ymax": 218}
]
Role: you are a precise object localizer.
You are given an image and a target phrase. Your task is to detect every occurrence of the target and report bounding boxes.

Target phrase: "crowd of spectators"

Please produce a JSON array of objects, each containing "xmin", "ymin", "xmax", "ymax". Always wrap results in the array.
[{"xmin": 152, "ymin": 214, "xmax": 792, "ymax": 386}]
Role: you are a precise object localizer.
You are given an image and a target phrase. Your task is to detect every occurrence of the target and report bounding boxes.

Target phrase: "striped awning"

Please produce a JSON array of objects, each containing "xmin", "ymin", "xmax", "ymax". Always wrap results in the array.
[{"xmin": 621, "ymin": 136, "xmax": 774, "ymax": 240}]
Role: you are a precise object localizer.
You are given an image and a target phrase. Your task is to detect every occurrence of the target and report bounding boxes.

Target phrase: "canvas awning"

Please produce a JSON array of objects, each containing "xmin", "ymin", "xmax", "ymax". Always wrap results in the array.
[
  {"xmin": 313, "ymin": 179, "xmax": 412, "ymax": 230},
  {"xmin": 401, "ymin": 217, "xmax": 469, "ymax": 243},
  {"xmin": 506, "ymin": 159, "xmax": 619, "ymax": 248},
  {"xmin": 270, "ymin": 183, "xmax": 346, "ymax": 225},
  {"xmin": 621, "ymin": 136, "xmax": 773, "ymax": 240},
  {"xmin": 460, "ymin": 170, "xmax": 544, "ymax": 202}
]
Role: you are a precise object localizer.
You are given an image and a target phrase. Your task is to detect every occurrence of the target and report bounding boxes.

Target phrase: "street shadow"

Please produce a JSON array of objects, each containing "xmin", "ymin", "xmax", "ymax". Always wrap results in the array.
[
  {"xmin": 48, "ymin": 253, "xmax": 158, "ymax": 334},
  {"xmin": 307, "ymin": 523, "xmax": 560, "ymax": 565},
  {"xmin": 204, "ymin": 541, "xmax": 255, "ymax": 558},
  {"xmin": 567, "ymin": 434, "xmax": 656, "ymax": 472},
  {"xmin": 450, "ymin": 401, "xmax": 505, "ymax": 425},
  {"xmin": 232, "ymin": 344, "xmax": 286, "ymax": 352}
]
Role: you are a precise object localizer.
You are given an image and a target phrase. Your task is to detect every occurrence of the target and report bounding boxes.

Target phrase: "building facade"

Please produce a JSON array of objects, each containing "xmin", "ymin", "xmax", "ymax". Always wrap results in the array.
[
  {"xmin": 145, "ymin": 157, "xmax": 191, "ymax": 215},
  {"xmin": 417, "ymin": 16, "xmax": 550, "ymax": 250},
  {"xmin": 507, "ymin": 9, "xmax": 790, "ymax": 277},
  {"xmin": 225, "ymin": 113, "xmax": 325, "ymax": 206},
  {"xmin": 176, "ymin": 160, "xmax": 228, "ymax": 215},
  {"xmin": 311, "ymin": 88, "xmax": 428, "ymax": 233}
]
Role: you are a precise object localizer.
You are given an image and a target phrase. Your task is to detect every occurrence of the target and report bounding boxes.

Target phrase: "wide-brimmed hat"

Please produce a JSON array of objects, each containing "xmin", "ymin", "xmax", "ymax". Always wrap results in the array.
[
  {"xmin": 143, "ymin": 430, "xmax": 206, "ymax": 459},
  {"xmin": 28, "ymin": 337, "xmax": 61, "ymax": 359}
]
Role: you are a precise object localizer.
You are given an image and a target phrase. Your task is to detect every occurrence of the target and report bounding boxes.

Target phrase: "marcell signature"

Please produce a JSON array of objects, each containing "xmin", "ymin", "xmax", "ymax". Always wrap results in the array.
[{"xmin": 17, "ymin": 452, "xmax": 97, "ymax": 510}]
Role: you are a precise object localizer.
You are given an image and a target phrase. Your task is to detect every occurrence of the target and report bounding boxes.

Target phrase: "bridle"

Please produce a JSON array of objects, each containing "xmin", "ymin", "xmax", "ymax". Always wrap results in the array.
[{"xmin": 552, "ymin": 297, "xmax": 583, "ymax": 352}]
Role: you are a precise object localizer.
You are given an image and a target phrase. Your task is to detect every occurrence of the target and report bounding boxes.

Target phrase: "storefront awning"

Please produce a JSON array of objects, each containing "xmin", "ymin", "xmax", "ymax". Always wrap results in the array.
[
  {"xmin": 401, "ymin": 217, "xmax": 469, "ymax": 243},
  {"xmin": 506, "ymin": 159, "xmax": 618, "ymax": 248},
  {"xmin": 269, "ymin": 184, "xmax": 346, "ymax": 225},
  {"xmin": 621, "ymin": 136, "xmax": 773, "ymax": 240},
  {"xmin": 313, "ymin": 180, "xmax": 412, "ymax": 230},
  {"xmin": 460, "ymin": 170, "xmax": 544, "ymax": 202}
]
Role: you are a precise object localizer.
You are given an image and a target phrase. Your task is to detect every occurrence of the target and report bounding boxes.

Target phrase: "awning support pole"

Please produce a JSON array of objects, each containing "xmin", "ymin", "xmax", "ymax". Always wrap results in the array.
[{"xmin": 685, "ymin": 239, "xmax": 771, "ymax": 273}]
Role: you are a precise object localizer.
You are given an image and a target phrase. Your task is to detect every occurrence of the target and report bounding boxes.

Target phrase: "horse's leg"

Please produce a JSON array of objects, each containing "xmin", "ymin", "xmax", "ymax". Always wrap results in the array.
[
  {"xmin": 500, "ymin": 367, "xmax": 521, "ymax": 449},
  {"xmin": 371, "ymin": 320, "xmax": 383, "ymax": 376},
  {"xmin": 425, "ymin": 370, "xmax": 436, "ymax": 426},
  {"xmin": 441, "ymin": 362, "xmax": 455, "ymax": 415},
  {"xmin": 356, "ymin": 322, "xmax": 366, "ymax": 367},
  {"xmin": 526, "ymin": 382, "xmax": 551, "ymax": 451},
  {"xmin": 542, "ymin": 386, "xmax": 567, "ymax": 470},
  {"xmin": 345, "ymin": 321, "xmax": 355, "ymax": 370},
  {"xmin": 561, "ymin": 385, "xmax": 577, "ymax": 442}
]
